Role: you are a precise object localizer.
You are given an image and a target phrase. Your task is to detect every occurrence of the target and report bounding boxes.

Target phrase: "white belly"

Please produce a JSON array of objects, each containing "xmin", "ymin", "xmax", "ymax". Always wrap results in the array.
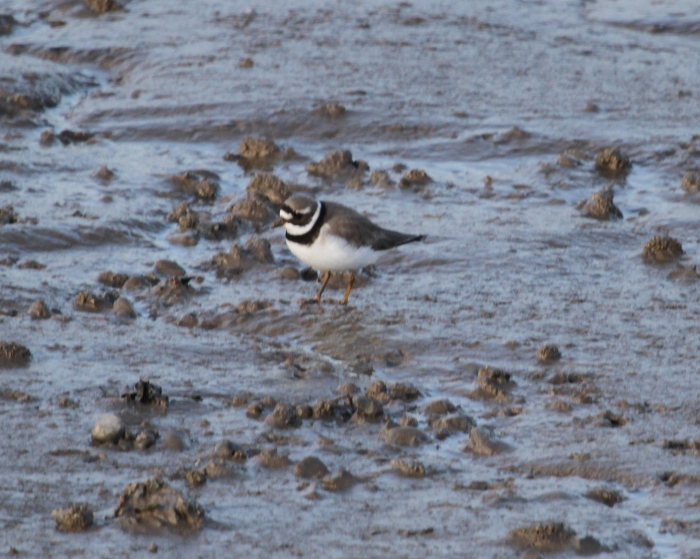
[{"xmin": 286, "ymin": 227, "xmax": 380, "ymax": 272}]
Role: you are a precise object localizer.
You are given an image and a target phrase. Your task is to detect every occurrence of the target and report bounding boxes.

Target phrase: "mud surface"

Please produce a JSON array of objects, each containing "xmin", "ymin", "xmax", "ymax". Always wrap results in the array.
[{"xmin": 1, "ymin": 0, "xmax": 700, "ymax": 557}]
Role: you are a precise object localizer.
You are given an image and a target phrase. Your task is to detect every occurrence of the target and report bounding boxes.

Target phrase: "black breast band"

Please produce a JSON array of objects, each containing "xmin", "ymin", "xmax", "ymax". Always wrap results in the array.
[{"xmin": 286, "ymin": 202, "xmax": 326, "ymax": 246}]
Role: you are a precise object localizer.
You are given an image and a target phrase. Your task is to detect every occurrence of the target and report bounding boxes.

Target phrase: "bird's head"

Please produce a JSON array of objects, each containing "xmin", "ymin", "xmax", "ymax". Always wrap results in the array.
[{"xmin": 272, "ymin": 195, "xmax": 321, "ymax": 235}]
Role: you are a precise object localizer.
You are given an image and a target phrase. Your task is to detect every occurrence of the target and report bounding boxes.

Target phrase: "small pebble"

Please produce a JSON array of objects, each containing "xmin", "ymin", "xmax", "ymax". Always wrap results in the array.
[
  {"xmin": 423, "ymin": 399, "xmax": 456, "ymax": 416},
  {"xmin": 185, "ymin": 470, "xmax": 207, "ymax": 487},
  {"xmin": 28, "ymin": 300, "xmax": 51, "ymax": 319},
  {"xmin": 255, "ymin": 448, "xmax": 291, "ymax": 468},
  {"xmin": 154, "ymin": 260, "xmax": 186, "ymax": 277},
  {"xmin": 95, "ymin": 166, "xmax": 115, "ymax": 181},
  {"xmin": 537, "ymin": 344, "xmax": 561, "ymax": 363},
  {"xmin": 294, "ymin": 456, "xmax": 330, "ymax": 479},
  {"xmin": 113, "ymin": 297, "xmax": 137, "ymax": 319},
  {"xmin": 383, "ymin": 427, "xmax": 429, "ymax": 446},
  {"xmin": 352, "ymin": 395, "xmax": 384, "ymax": 418},
  {"xmin": 52, "ymin": 504, "xmax": 93, "ymax": 532},
  {"xmin": 91, "ymin": 413, "xmax": 124, "ymax": 444},
  {"xmin": 337, "ymin": 382, "xmax": 359, "ymax": 396},
  {"xmin": 213, "ymin": 439, "xmax": 241, "ymax": 458},
  {"xmin": 160, "ymin": 430, "xmax": 188, "ymax": 451},
  {"xmin": 247, "ymin": 403, "xmax": 263, "ymax": 418},
  {"xmin": 390, "ymin": 458, "xmax": 426, "ymax": 477},
  {"xmin": 134, "ymin": 430, "xmax": 157, "ymax": 450}
]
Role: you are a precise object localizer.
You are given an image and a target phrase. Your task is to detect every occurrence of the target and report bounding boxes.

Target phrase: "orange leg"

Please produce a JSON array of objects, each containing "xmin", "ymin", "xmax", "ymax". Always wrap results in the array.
[
  {"xmin": 314, "ymin": 271, "xmax": 331, "ymax": 302},
  {"xmin": 340, "ymin": 273, "xmax": 355, "ymax": 305}
]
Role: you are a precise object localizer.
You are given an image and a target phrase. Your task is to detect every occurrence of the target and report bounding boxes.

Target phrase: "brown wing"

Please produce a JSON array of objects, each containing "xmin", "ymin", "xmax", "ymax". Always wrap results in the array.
[{"xmin": 323, "ymin": 202, "xmax": 426, "ymax": 251}]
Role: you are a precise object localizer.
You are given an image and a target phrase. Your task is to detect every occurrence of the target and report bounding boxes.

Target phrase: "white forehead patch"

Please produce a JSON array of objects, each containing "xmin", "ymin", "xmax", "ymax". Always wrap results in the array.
[{"xmin": 280, "ymin": 209, "xmax": 293, "ymax": 220}]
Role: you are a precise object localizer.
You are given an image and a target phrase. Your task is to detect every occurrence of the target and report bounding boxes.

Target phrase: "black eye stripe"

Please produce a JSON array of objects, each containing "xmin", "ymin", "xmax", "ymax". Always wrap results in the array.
[{"xmin": 282, "ymin": 205, "xmax": 305, "ymax": 220}]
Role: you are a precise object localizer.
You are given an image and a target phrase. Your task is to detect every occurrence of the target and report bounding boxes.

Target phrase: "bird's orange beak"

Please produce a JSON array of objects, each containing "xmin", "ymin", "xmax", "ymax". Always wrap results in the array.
[{"xmin": 271, "ymin": 217, "xmax": 285, "ymax": 229}]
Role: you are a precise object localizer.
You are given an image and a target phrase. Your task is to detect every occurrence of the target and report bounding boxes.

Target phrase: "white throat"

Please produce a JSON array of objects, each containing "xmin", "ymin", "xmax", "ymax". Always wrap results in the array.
[{"xmin": 283, "ymin": 202, "xmax": 322, "ymax": 237}]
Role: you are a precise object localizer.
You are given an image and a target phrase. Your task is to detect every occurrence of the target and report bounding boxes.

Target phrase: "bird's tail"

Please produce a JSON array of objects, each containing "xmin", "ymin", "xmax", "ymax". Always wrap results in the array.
[
  {"xmin": 394, "ymin": 234, "xmax": 426, "ymax": 247},
  {"xmin": 373, "ymin": 230, "xmax": 427, "ymax": 251}
]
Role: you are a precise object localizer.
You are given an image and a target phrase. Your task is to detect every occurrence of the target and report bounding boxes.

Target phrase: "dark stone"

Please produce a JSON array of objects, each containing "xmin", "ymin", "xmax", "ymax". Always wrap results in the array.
[{"xmin": 122, "ymin": 378, "xmax": 169, "ymax": 407}]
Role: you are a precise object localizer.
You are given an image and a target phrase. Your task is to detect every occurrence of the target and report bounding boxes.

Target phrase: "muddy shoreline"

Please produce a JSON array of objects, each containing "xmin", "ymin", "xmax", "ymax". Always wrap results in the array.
[{"xmin": 1, "ymin": 0, "xmax": 700, "ymax": 557}]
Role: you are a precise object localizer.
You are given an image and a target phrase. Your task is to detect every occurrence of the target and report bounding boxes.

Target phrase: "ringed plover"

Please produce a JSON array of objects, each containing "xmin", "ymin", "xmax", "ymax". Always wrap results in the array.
[{"xmin": 273, "ymin": 194, "xmax": 425, "ymax": 304}]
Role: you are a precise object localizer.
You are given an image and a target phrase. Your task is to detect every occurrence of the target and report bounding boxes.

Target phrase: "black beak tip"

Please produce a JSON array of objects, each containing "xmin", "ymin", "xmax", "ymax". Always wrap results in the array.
[{"xmin": 270, "ymin": 217, "xmax": 285, "ymax": 230}]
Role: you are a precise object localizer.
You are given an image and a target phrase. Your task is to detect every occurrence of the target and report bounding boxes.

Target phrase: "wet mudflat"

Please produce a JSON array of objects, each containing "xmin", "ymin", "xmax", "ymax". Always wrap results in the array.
[{"xmin": 1, "ymin": 0, "xmax": 700, "ymax": 557}]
